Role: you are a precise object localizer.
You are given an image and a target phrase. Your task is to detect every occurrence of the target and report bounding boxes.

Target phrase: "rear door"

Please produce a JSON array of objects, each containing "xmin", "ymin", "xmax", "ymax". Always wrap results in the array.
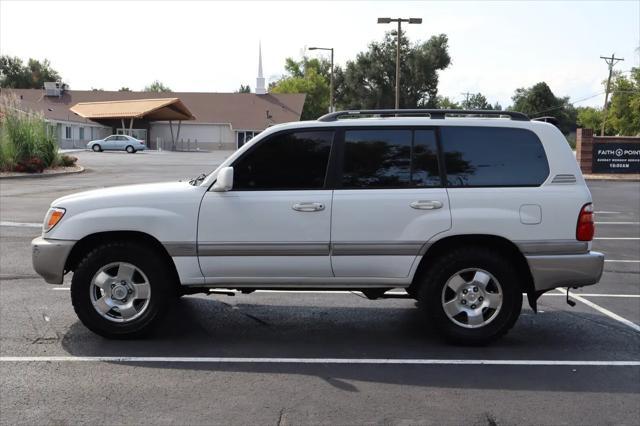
[{"xmin": 330, "ymin": 127, "xmax": 452, "ymax": 278}]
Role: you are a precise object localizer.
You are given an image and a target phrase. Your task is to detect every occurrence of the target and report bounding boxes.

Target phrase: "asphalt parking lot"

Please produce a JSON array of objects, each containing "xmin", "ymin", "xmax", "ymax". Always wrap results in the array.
[{"xmin": 1, "ymin": 150, "xmax": 639, "ymax": 425}]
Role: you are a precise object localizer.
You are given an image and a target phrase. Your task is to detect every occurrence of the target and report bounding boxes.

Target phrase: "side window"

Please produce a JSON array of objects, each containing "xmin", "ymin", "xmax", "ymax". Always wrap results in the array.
[
  {"xmin": 233, "ymin": 131, "xmax": 334, "ymax": 190},
  {"xmin": 105, "ymin": 136, "xmax": 116, "ymax": 141},
  {"xmin": 441, "ymin": 127, "xmax": 549, "ymax": 187},
  {"xmin": 341, "ymin": 129, "xmax": 440, "ymax": 189},
  {"xmin": 65, "ymin": 126, "xmax": 72, "ymax": 139},
  {"xmin": 413, "ymin": 130, "xmax": 441, "ymax": 187}
]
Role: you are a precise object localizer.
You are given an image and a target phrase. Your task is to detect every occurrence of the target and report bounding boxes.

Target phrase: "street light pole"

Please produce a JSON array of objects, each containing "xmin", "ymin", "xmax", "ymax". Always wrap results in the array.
[
  {"xmin": 378, "ymin": 17, "xmax": 422, "ymax": 109},
  {"xmin": 309, "ymin": 46, "xmax": 334, "ymax": 112}
]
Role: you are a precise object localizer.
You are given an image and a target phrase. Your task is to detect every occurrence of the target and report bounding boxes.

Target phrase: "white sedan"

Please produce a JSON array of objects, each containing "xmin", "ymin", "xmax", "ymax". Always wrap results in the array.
[{"xmin": 87, "ymin": 135, "xmax": 146, "ymax": 153}]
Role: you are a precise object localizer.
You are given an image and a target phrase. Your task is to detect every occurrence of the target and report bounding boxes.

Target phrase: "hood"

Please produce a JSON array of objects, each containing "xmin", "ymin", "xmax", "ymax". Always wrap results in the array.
[{"xmin": 51, "ymin": 181, "xmax": 203, "ymax": 212}]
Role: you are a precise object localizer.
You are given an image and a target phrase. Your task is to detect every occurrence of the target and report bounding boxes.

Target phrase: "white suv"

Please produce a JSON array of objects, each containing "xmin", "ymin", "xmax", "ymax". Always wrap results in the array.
[{"xmin": 32, "ymin": 109, "xmax": 604, "ymax": 344}]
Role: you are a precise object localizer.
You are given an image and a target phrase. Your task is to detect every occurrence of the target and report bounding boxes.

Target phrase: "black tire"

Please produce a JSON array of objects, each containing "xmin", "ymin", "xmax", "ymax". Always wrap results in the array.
[
  {"xmin": 92, "ymin": 144, "xmax": 102, "ymax": 152},
  {"xmin": 125, "ymin": 145, "xmax": 136, "ymax": 153},
  {"xmin": 417, "ymin": 247, "xmax": 522, "ymax": 345},
  {"xmin": 71, "ymin": 241, "xmax": 175, "ymax": 339}
]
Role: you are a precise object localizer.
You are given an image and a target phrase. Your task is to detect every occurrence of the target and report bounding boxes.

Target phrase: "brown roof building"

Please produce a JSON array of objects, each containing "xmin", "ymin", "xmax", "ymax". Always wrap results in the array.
[{"xmin": 1, "ymin": 88, "xmax": 306, "ymax": 151}]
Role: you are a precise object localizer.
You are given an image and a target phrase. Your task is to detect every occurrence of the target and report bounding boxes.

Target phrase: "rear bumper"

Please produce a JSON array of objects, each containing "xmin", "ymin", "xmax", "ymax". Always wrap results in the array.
[
  {"xmin": 31, "ymin": 237, "xmax": 76, "ymax": 284},
  {"xmin": 525, "ymin": 251, "xmax": 605, "ymax": 292}
]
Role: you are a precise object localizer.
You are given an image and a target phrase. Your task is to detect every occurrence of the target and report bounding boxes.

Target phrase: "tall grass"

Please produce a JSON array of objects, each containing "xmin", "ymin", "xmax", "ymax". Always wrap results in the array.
[{"xmin": 0, "ymin": 94, "xmax": 59, "ymax": 172}]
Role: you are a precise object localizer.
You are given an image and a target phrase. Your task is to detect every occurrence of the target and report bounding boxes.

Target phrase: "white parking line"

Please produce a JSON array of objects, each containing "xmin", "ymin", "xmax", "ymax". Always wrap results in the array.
[
  {"xmin": 558, "ymin": 289, "xmax": 640, "ymax": 333},
  {"xmin": 595, "ymin": 222, "xmax": 640, "ymax": 225},
  {"xmin": 605, "ymin": 260, "xmax": 640, "ymax": 263},
  {"xmin": 0, "ymin": 221, "xmax": 41, "ymax": 228},
  {"xmin": 595, "ymin": 211, "xmax": 622, "ymax": 214},
  {"xmin": 0, "ymin": 356, "xmax": 637, "ymax": 366},
  {"xmin": 594, "ymin": 237, "xmax": 640, "ymax": 240}
]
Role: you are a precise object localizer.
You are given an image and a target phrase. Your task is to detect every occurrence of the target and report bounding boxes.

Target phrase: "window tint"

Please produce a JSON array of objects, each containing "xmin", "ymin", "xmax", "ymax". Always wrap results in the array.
[
  {"xmin": 441, "ymin": 127, "xmax": 549, "ymax": 187},
  {"xmin": 233, "ymin": 131, "xmax": 333, "ymax": 190},
  {"xmin": 413, "ymin": 130, "xmax": 441, "ymax": 187},
  {"xmin": 341, "ymin": 129, "xmax": 440, "ymax": 188}
]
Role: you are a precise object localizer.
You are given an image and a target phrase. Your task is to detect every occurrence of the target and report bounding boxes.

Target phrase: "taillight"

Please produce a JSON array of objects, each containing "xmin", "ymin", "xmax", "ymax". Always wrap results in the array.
[{"xmin": 576, "ymin": 203, "xmax": 594, "ymax": 241}]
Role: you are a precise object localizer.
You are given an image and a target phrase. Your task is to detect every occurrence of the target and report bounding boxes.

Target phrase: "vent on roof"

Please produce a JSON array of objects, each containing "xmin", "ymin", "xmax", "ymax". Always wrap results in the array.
[
  {"xmin": 44, "ymin": 82, "xmax": 67, "ymax": 97},
  {"xmin": 551, "ymin": 174, "xmax": 577, "ymax": 184}
]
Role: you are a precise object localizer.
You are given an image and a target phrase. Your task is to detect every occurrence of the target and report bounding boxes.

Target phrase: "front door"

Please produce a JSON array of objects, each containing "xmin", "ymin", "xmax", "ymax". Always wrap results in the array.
[
  {"xmin": 330, "ymin": 127, "xmax": 452, "ymax": 278},
  {"xmin": 197, "ymin": 129, "xmax": 336, "ymax": 282}
]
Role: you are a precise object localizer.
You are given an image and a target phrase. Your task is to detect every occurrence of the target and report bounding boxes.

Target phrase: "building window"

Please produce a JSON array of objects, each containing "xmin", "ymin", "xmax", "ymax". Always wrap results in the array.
[
  {"xmin": 236, "ymin": 130, "xmax": 258, "ymax": 148},
  {"xmin": 79, "ymin": 127, "xmax": 85, "ymax": 140},
  {"xmin": 65, "ymin": 126, "xmax": 72, "ymax": 140}
]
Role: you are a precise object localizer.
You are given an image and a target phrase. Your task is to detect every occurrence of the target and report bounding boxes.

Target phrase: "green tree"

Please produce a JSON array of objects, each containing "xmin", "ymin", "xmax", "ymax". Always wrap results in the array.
[
  {"xmin": 606, "ymin": 68, "xmax": 640, "ymax": 135},
  {"xmin": 436, "ymin": 96, "xmax": 460, "ymax": 109},
  {"xmin": 577, "ymin": 107, "xmax": 606, "ymax": 133},
  {"xmin": 461, "ymin": 93, "xmax": 492, "ymax": 110},
  {"xmin": 510, "ymin": 82, "xmax": 577, "ymax": 135},
  {"xmin": 144, "ymin": 80, "xmax": 171, "ymax": 92},
  {"xmin": 334, "ymin": 31, "xmax": 450, "ymax": 109},
  {"xmin": 0, "ymin": 56, "xmax": 61, "ymax": 89},
  {"xmin": 271, "ymin": 56, "xmax": 331, "ymax": 120},
  {"xmin": 236, "ymin": 84, "xmax": 251, "ymax": 93},
  {"xmin": 118, "ymin": 87, "xmax": 131, "ymax": 92}
]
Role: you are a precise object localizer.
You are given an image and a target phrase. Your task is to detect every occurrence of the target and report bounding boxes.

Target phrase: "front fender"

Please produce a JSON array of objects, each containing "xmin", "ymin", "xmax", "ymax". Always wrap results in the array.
[{"xmin": 46, "ymin": 207, "xmax": 195, "ymax": 243}]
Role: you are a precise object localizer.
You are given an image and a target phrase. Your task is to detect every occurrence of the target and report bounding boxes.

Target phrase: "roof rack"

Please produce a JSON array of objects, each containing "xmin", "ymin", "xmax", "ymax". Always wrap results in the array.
[
  {"xmin": 317, "ymin": 109, "xmax": 530, "ymax": 122},
  {"xmin": 531, "ymin": 116, "xmax": 559, "ymax": 125}
]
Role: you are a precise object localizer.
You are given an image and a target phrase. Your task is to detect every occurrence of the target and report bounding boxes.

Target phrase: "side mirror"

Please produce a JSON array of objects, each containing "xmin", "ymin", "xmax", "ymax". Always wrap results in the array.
[{"xmin": 212, "ymin": 167, "xmax": 233, "ymax": 192}]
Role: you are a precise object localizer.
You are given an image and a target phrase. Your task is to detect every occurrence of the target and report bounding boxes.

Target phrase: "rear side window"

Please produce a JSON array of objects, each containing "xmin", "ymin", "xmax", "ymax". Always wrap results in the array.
[
  {"xmin": 441, "ymin": 127, "xmax": 549, "ymax": 187},
  {"xmin": 341, "ymin": 129, "xmax": 441, "ymax": 188},
  {"xmin": 233, "ymin": 131, "xmax": 333, "ymax": 190}
]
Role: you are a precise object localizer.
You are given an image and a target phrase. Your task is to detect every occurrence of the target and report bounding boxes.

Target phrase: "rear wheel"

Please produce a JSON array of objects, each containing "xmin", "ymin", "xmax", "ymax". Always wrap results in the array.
[
  {"xmin": 418, "ymin": 247, "xmax": 522, "ymax": 345},
  {"xmin": 125, "ymin": 145, "xmax": 136, "ymax": 153},
  {"xmin": 92, "ymin": 144, "xmax": 102, "ymax": 152},
  {"xmin": 71, "ymin": 241, "xmax": 174, "ymax": 338}
]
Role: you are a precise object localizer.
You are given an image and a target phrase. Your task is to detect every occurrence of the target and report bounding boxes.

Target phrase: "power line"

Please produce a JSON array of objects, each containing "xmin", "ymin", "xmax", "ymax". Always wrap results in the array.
[{"xmin": 530, "ymin": 91, "xmax": 604, "ymax": 116}]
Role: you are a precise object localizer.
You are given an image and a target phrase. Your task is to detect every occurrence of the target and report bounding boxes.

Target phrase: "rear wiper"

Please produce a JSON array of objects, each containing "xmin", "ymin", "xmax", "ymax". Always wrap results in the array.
[{"xmin": 189, "ymin": 173, "xmax": 207, "ymax": 186}]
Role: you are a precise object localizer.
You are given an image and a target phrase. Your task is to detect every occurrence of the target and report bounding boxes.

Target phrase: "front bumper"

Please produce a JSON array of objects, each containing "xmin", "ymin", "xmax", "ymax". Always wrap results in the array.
[
  {"xmin": 31, "ymin": 237, "xmax": 76, "ymax": 284},
  {"xmin": 525, "ymin": 251, "xmax": 605, "ymax": 292}
]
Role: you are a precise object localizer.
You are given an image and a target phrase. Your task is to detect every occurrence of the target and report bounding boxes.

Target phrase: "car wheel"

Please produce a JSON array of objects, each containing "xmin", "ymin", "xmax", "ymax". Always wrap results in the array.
[
  {"xmin": 418, "ymin": 247, "xmax": 522, "ymax": 345},
  {"xmin": 92, "ymin": 144, "xmax": 102, "ymax": 152},
  {"xmin": 71, "ymin": 241, "xmax": 175, "ymax": 339},
  {"xmin": 125, "ymin": 145, "xmax": 135, "ymax": 154}
]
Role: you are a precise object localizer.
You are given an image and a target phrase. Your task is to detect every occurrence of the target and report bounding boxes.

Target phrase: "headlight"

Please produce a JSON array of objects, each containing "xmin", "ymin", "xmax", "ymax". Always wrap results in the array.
[{"xmin": 43, "ymin": 207, "xmax": 66, "ymax": 232}]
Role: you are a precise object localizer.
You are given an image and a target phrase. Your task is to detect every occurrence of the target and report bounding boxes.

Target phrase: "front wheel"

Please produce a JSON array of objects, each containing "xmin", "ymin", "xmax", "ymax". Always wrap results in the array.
[
  {"xmin": 71, "ymin": 241, "xmax": 174, "ymax": 338},
  {"xmin": 418, "ymin": 247, "xmax": 522, "ymax": 345},
  {"xmin": 125, "ymin": 145, "xmax": 136, "ymax": 154},
  {"xmin": 92, "ymin": 144, "xmax": 102, "ymax": 152}
]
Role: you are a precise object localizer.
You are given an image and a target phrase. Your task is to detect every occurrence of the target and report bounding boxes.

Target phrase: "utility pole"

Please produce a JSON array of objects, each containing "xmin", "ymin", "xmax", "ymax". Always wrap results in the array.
[
  {"xmin": 377, "ymin": 17, "xmax": 422, "ymax": 109},
  {"xmin": 461, "ymin": 92, "xmax": 472, "ymax": 108},
  {"xmin": 600, "ymin": 53, "xmax": 624, "ymax": 136}
]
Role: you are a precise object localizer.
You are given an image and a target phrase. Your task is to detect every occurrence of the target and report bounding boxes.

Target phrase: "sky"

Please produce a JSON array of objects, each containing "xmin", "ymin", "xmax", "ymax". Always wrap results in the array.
[{"xmin": 0, "ymin": 0, "xmax": 638, "ymax": 108}]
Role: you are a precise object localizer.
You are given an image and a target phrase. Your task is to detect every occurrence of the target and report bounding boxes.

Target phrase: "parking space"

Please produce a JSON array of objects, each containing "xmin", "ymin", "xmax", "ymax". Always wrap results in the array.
[{"xmin": 1, "ymin": 152, "xmax": 638, "ymax": 425}]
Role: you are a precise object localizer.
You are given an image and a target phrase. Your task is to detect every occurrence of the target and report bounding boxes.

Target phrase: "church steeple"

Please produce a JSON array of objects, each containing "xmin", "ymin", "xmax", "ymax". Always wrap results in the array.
[{"xmin": 256, "ymin": 42, "xmax": 266, "ymax": 95}]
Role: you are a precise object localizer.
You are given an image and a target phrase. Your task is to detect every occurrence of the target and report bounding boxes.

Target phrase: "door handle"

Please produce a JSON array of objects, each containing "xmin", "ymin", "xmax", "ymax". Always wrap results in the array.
[
  {"xmin": 292, "ymin": 202, "xmax": 325, "ymax": 212},
  {"xmin": 410, "ymin": 200, "xmax": 443, "ymax": 210}
]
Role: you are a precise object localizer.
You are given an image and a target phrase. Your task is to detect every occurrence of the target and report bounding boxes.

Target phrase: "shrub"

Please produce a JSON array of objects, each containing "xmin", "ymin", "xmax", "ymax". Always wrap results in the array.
[
  {"xmin": 59, "ymin": 154, "xmax": 77, "ymax": 167},
  {"xmin": 0, "ymin": 94, "xmax": 59, "ymax": 172}
]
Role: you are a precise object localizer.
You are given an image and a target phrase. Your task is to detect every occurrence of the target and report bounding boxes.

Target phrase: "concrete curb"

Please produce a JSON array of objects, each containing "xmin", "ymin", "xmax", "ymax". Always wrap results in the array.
[
  {"xmin": 584, "ymin": 174, "xmax": 640, "ymax": 182},
  {"xmin": 0, "ymin": 166, "xmax": 85, "ymax": 180}
]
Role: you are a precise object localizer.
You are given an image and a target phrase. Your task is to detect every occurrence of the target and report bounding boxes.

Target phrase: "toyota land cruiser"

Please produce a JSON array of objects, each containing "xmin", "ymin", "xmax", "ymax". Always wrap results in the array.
[{"xmin": 32, "ymin": 109, "xmax": 604, "ymax": 344}]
